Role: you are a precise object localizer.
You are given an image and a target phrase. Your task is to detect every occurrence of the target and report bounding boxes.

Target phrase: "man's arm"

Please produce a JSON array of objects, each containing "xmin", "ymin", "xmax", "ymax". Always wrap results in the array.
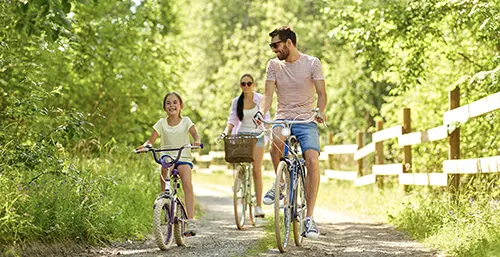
[
  {"xmin": 314, "ymin": 80, "xmax": 327, "ymax": 120},
  {"xmin": 259, "ymin": 80, "xmax": 276, "ymax": 116}
]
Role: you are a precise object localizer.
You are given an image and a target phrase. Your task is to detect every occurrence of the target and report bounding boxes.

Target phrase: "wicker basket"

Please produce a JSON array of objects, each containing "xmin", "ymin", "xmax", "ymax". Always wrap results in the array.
[{"xmin": 223, "ymin": 135, "xmax": 257, "ymax": 163}]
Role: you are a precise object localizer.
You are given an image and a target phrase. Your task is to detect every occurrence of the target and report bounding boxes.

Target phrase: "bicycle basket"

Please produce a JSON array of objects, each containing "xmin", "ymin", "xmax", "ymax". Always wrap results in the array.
[{"xmin": 223, "ymin": 135, "xmax": 257, "ymax": 163}]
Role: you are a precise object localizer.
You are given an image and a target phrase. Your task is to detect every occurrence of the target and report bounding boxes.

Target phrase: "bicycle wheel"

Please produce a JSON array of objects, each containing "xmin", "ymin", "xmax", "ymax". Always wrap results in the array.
[
  {"xmin": 293, "ymin": 166, "xmax": 307, "ymax": 246},
  {"xmin": 233, "ymin": 165, "xmax": 247, "ymax": 230},
  {"xmin": 153, "ymin": 197, "xmax": 174, "ymax": 250},
  {"xmin": 274, "ymin": 161, "xmax": 291, "ymax": 253},
  {"xmin": 174, "ymin": 199, "xmax": 188, "ymax": 246}
]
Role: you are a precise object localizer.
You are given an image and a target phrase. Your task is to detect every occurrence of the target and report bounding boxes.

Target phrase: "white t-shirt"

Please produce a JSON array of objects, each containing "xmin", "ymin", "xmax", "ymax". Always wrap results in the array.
[
  {"xmin": 153, "ymin": 116, "xmax": 194, "ymax": 162},
  {"xmin": 239, "ymin": 105, "xmax": 259, "ymax": 132}
]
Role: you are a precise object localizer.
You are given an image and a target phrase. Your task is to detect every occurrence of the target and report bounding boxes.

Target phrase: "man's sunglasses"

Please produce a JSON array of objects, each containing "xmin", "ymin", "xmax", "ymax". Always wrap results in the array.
[
  {"xmin": 269, "ymin": 39, "xmax": 286, "ymax": 49},
  {"xmin": 240, "ymin": 81, "xmax": 253, "ymax": 87}
]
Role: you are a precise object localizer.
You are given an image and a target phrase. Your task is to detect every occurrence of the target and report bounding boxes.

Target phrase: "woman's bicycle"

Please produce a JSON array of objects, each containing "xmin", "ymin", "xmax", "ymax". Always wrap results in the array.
[
  {"xmin": 135, "ymin": 143, "xmax": 203, "ymax": 250},
  {"xmin": 218, "ymin": 134, "xmax": 263, "ymax": 230},
  {"xmin": 254, "ymin": 108, "xmax": 324, "ymax": 253}
]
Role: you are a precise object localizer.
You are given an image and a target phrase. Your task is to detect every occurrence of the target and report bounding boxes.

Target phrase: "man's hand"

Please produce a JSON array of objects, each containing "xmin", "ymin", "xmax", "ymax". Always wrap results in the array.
[
  {"xmin": 315, "ymin": 110, "xmax": 327, "ymax": 127},
  {"xmin": 253, "ymin": 111, "xmax": 264, "ymax": 126}
]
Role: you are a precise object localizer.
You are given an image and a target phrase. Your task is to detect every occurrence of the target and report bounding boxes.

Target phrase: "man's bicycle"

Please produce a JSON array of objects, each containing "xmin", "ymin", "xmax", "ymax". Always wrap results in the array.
[
  {"xmin": 135, "ymin": 143, "xmax": 203, "ymax": 250},
  {"xmin": 255, "ymin": 108, "xmax": 324, "ymax": 253}
]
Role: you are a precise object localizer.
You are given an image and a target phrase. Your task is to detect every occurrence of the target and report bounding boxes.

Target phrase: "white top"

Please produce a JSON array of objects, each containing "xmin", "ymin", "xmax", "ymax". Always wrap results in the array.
[
  {"xmin": 239, "ymin": 105, "xmax": 259, "ymax": 132},
  {"xmin": 153, "ymin": 116, "xmax": 194, "ymax": 162}
]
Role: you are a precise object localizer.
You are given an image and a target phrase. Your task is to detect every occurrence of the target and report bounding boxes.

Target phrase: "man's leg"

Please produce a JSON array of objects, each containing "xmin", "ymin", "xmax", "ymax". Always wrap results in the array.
[
  {"xmin": 291, "ymin": 122, "xmax": 321, "ymax": 238},
  {"xmin": 263, "ymin": 126, "xmax": 285, "ymax": 205},
  {"xmin": 303, "ymin": 149, "xmax": 320, "ymax": 218}
]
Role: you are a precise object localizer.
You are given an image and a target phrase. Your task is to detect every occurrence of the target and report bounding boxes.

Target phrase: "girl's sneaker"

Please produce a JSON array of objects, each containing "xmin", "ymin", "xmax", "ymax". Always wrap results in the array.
[{"xmin": 185, "ymin": 219, "xmax": 197, "ymax": 236}]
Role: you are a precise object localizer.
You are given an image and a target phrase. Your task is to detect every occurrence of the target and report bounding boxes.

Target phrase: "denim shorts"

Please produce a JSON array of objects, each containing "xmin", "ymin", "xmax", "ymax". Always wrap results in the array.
[
  {"xmin": 238, "ymin": 132, "xmax": 265, "ymax": 148},
  {"xmin": 273, "ymin": 122, "xmax": 320, "ymax": 154}
]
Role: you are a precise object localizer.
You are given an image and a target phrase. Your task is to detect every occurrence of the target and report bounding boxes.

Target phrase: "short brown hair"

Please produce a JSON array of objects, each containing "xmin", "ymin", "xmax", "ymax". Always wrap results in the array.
[{"xmin": 269, "ymin": 26, "xmax": 296, "ymax": 46}]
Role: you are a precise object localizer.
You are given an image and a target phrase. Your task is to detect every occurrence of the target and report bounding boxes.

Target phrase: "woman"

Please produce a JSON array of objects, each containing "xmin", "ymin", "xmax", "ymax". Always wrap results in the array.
[{"xmin": 221, "ymin": 74, "xmax": 270, "ymax": 218}]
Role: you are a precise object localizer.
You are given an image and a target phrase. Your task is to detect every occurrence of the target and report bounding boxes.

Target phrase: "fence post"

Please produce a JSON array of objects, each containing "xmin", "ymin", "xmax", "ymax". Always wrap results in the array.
[
  {"xmin": 376, "ymin": 121, "xmax": 384, "ymax": 189},
  {"xmin": 327, "ymin": 131, "xmax": 334, "ymax": 170},
  {"xmin": 402, "ymin": 108, "xmax": 412, "ymax": 192},
  {"xmin": 356, "ymin": 131, "xmax": 363, "ymax": 177},
  {"xmin": 449, "ymin": 87, "xmax": 461, "ymax": 192}
]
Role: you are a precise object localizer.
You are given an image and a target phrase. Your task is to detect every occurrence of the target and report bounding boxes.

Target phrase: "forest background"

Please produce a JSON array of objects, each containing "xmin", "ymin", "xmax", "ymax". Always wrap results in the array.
[{"xmin": 1, "ymin": 0, "xmax": 499, "ymax": 256}]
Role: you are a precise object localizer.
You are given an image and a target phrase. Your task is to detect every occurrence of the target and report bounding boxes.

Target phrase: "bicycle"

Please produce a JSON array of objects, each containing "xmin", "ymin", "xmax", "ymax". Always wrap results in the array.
[
  {"xmin": 135, "ymin": 143, "xmax": 203, "ymax": 250},
  {"xmin": 254, "ymin": 108, "xmax": 324, "ymax": 253},
  {"xmin": 217, "ymin": 133, "xmax": 264, "ymax": 230}
]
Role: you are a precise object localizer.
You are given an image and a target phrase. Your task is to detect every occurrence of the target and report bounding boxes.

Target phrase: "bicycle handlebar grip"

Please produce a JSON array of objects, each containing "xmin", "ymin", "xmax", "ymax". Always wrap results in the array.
[{"xmin": 200, "ymin": 143, "xmax": 204, "ymax": 149}]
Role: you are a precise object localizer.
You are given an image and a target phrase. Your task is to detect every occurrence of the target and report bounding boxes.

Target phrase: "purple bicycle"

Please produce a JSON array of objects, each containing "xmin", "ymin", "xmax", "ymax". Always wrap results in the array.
[{"xmin": 135, "ymin": 143, "xmax": 203, "ymax": 250}]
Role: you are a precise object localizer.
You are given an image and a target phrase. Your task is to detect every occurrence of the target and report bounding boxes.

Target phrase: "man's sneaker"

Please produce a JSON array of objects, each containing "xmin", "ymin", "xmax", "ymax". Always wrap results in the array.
[
  {"xmin": 254, "ymin": 206, "xmax": 265, "ymax": 218},
  {"xmin": 185, "ymin": 219, "xmax": 197, "ymax": 236},
  {"xmin": 263, "ymin": 183, "xmax": 285, "ymax": 205},
  {"xmin": 263, "ymin": 184, "xmax": 276, "ymax": 205},
  {"xmin": 304, "ymin": 218, "xmax": 320, "ymax": 238}
]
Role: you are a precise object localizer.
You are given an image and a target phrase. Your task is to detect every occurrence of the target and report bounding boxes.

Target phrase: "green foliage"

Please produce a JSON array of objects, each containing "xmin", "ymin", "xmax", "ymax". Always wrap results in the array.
[
  {"xmin": 389, "ymin": 187, "xmax": 500, "ymax": 257},
  {"xmin": 2, "ymin": 0, "xmax": 500, "ymax": 256}
]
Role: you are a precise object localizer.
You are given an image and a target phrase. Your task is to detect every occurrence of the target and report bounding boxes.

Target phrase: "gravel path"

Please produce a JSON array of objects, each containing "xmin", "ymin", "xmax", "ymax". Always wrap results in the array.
[{"xmin": 82, "ymin": 182, "xmax": 441, "ymax": 257}]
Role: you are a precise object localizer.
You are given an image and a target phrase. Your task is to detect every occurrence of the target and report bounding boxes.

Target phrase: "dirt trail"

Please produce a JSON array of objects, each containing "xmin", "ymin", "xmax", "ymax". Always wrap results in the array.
[{"xmin": 82, "ymin": 182, "xmax": 440, "ymax": 257}]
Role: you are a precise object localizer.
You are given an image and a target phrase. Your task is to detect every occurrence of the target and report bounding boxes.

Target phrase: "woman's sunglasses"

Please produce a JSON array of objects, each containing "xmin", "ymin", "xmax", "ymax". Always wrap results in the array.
[{"xmin": 240, "ymin": 81, "xmax": 253, "ymax": 87}]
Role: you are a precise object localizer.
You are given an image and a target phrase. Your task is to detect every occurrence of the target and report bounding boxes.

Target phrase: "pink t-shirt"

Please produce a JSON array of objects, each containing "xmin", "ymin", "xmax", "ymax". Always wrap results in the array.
[{"xmin": 265, "ymin": 53, "xmax": 324, "ymax": 120}]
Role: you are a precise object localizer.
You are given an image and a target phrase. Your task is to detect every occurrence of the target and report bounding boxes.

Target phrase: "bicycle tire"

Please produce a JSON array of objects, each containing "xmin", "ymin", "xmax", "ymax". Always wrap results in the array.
[
  {"xmin": 233, "ymin": 165, "xmax": 247, "ymax": 230},
  {"xmin": 153, "ymin": 197, "xmax": 174, "ymax": 250},
  {"xmin": 174, "ymin": 199, "xmax": 188, "ymax": 246},
  {"xmin": 274, "ymin": 161, "xmax": 291, "ymax": 253},
  {"xmin": 293, "ymin": 165, "xmax": 307, "ymax": 246}
]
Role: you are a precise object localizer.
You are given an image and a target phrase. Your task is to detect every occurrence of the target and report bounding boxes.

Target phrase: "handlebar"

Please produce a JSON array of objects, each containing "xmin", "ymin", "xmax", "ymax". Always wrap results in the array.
[
  {"xmin": 135, "ymin": 143, "xmax": 204, "ymax": 165},
  {"xmin": 254, "ymin": 108, "xmax": 327, "ymax": 128}
]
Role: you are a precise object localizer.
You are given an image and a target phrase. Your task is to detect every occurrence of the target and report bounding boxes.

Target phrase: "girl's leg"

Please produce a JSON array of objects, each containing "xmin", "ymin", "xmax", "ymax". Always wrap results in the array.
[
  {"xmin": 160, "ymin": 167, "xmax": 167, "ymax": 192},
  {"xmin": 178, "ymin": 165, "xmax": 195, "ymax": 219},
  {"xmin": 252, "ymin": 146, "xmax": 265, "ymax": 207}
]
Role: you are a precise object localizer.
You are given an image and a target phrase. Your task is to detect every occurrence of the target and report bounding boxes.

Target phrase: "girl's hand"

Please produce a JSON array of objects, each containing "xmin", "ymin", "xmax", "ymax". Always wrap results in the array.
[{"xmin": 192, "ymin": 142, "xmax": 201, "ymax": 146}]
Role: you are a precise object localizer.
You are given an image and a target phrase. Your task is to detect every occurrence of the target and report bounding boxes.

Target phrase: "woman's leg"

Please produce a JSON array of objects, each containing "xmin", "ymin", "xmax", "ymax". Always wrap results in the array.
[
  {"xmin": 178, "ymin": 165, "xmax": 195, "ymax": 219},
  {"xmin": 252, "ymin": 146, "xmax": 265, "ymax": 207}
]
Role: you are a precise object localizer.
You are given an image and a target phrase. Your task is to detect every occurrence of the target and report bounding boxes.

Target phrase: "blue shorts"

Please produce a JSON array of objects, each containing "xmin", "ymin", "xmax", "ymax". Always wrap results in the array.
[
  {"xmin": 175, "ymin": 161, "xmax": 194, "ymax": 169},
  {"xmin": 273, "ymin": 122, "xmax": 320, "ymax": 154},
  {"xmin": 160, "ymin": 155, "xmax": 194, "ymax": 169},
  {"xmin": 238, "ymin": 132, "xmax": 265, "ymax": 148}
]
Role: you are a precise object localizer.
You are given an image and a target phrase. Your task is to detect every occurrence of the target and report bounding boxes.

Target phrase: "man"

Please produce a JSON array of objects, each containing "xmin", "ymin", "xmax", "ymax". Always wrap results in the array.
[{"xmin": 258, "ymin": 26, "xmax": 327, "ymax": 238}]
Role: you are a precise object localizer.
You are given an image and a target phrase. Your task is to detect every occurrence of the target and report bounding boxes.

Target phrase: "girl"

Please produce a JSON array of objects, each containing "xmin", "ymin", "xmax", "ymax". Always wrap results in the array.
[
  {"xmin": 221, "ymin": 74, "xmax": 270, "ymax": 218},
  {"xmin": 136, "ymin": 92, "xmax": 201, "ymax": 236}
]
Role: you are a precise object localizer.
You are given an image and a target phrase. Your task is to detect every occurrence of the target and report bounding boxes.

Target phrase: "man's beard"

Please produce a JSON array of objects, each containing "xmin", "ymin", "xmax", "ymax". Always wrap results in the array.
[{"xmin": 277, "ymin": 45, "xmax": 290, "ymax": 60}]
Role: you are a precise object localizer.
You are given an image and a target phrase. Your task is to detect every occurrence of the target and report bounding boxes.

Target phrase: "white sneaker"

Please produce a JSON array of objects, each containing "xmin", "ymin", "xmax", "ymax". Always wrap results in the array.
[
  {"xmin": 185, "ymin": 219, "xmax": 197, "ymax": 236},
  {"xmin": 254, "ymin": 206, "xmax": 265, "ymax": 218}
]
